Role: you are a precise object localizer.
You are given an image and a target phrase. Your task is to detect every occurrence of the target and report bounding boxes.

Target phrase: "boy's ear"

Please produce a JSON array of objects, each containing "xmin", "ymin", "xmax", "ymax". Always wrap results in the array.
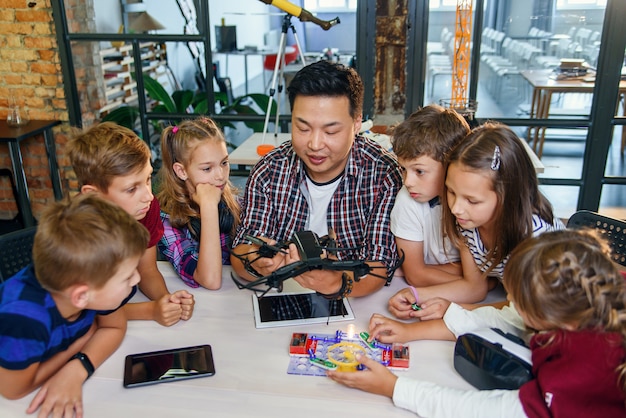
[
  {"xmin": 69, "ymin": 284, "xmax": 91, "ymax": 309},
  {"xmin": 80, "ymin": 184, "xmax": 100, "ymax": 194},
  {"xmin": 173, "ymin": 162, "xmax": 188, "ymax": 181}
]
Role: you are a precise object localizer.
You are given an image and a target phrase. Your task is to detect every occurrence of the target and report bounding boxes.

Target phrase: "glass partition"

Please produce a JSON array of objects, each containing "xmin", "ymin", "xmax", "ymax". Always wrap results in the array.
[
  {"xmin": 425, "ymin": 0, "xmax": 615, "ymax": 220},
  {"xmin": 598, "ymin": 45, "xmax": 626, "ymax": 217}
]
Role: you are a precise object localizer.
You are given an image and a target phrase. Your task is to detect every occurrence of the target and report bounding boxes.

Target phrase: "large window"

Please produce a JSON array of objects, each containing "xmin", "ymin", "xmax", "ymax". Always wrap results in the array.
[
  {"xmin": 423, "ymin": 0, "xmax": 626, "ymax": 219},
  {"xmin": 557, "ymin": 0, "xmax": 607, "ymax": 9},
  {"xmin": 303, "ymin": 0, "xmax": 356, "ymax": 11},
  {"xmin": 429, "ymin": 0, "xmax": 457, "ymax": 9}
]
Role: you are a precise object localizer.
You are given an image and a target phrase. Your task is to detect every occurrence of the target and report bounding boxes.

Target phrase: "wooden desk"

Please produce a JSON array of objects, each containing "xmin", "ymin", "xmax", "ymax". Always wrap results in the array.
[
  {"xmin": 521, "ymin": 69, "xmax": 626, "ymax": 158},
  {"xmin": 0, "ymin": 262, "xmax": 492, "ymax": 417},
  {"xmin": 0, "ymin": 120, "xmax": 63, "ymax": 227}
]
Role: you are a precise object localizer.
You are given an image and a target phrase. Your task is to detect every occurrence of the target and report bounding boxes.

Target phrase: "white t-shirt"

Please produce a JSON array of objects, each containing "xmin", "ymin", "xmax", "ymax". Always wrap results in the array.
[
  {"xmin": 301, "ymin": 174, "xmax": 341, "ymax": 237},
  {"xmin": 391, "ymin": 186, "xmax": 460, "ymax": 265}
]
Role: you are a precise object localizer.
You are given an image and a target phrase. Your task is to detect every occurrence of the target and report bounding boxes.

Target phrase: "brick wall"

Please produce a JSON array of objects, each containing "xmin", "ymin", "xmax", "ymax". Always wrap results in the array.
[
  {"xmin": 0, "ymin": 1, "xmax": 405, "ymax": 222},
  {"xmin": 0, "ymin": 0, "xmax": 71, "ymax": 221}
]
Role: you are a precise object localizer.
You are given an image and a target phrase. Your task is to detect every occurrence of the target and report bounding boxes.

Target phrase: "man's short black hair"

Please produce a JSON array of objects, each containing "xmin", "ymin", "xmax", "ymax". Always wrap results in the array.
[{"xmin": 287, "ymin": 60, "xmax": 364, "ymax": 119}]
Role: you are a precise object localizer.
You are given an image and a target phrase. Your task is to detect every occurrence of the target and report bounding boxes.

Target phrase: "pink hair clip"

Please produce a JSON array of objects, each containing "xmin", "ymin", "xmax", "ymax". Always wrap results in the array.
[{"xmin": 172, "ymin": 126, "xmax": 179, "ymax": 134}]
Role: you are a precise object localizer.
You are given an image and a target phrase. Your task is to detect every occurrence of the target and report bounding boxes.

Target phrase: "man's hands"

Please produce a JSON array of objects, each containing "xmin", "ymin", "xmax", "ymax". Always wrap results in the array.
[
  {"xmin": 285, "ymin": 243, "xmax": 343, "ymax": 295},
  {"xmin": 244, "ymin": 239, "xmax": 344, "ymax": 295},
  {"xmin": 327, "ymin": 354, "xmax": 397, "ymax": 398},
  {"xmin": 247, "ymin": 238, "xmax": 288, "ymax": 277}
]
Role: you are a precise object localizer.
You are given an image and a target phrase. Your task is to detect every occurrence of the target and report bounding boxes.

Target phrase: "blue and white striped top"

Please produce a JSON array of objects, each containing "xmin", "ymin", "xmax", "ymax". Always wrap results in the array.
[{"xmin": 460, "ymin": 214, "xmax": 565, "ymax": 280}]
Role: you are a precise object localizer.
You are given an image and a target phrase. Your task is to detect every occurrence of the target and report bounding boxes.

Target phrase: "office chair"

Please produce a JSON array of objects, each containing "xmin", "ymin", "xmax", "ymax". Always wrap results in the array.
[
  {"xmin": 0, "ymin": 168, "xmax": 24, "ymax": 230},
  {"xmin": 567, "ymin": 210, "xmax": 626, "ymax": 266},
  {"xmin": 0, "ymin": 226, "xmax": 36, "ymax": 282},
  {"xmin": 212, "ymin": 62, "xmax": 234, "ymax": 106}
]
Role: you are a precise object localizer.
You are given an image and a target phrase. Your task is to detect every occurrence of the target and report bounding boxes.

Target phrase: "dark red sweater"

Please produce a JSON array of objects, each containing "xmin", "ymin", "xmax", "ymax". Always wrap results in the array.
[
  {"xmin": 519, "ymin": 329, "xmax": 626, "ymax": 417},
  {"xmin": 139, "ymin": 198, "xmax": 164, "ymax": 248}
]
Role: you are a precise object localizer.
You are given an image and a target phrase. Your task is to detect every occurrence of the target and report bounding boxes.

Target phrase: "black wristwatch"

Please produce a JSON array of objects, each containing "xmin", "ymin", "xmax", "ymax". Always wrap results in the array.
[{"xmin": 69, "ymin": 352, "xmax": 95, "ymax": 379}]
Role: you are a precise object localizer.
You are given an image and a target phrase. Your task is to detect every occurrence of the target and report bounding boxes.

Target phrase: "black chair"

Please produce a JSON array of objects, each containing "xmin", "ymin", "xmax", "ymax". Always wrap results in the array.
[
  {"xmin": 0, "ymin": 226, "xmax": 36, "ymax": 282},
  {"xmin": 567, "ymin": 210, "xmax": 626, "ymax": 266},
  {"xmin": 0, "ymin": 168, "xmax": 25, "ymax": 231}
]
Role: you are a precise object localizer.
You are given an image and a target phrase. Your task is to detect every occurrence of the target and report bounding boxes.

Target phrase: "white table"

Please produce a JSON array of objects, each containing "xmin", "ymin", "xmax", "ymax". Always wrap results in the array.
[
  {"xmin": 0, "ymin": 263, "xmax": 481, "ymax": 417},
  {"xmin": 229, "ymin": 132, "xmax": 292, "ymax": 167},
  {"xmin": 229, "ymin": 131, "xmax": 393, "ymax": 170}
]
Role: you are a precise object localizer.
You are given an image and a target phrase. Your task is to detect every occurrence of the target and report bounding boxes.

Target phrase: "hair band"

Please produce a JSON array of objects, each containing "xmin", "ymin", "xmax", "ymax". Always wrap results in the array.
[
  {"xmin": 491, "ymin": 145, "xmax": 501, "ymax": 171},
  {"xmin": 172, "ymin": 126, "xmax": 179, "ymax": 134}
]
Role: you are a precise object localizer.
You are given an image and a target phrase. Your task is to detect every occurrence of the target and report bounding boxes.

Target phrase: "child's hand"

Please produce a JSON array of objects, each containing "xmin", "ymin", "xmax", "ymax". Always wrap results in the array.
[
  {"xmin": 327, "ymin": 354, "xmax": 397, "ymax": 398},
  {"xmin": 192, "ymin": 183, "xmax": 222, "ymax": 208},
  {"xmin": 170, "ymin": 290, "xmax": 195, "ymax": 321},
  {"xmin": 387, "ymin": 288, "xmax": 419, "ymax": 319},
  {"xmin": 412, "ymin": 297, "xmax": 451, "ymax": 321},
  {"xmin": 26, "ymin": 362, "xmax": 86, "ymax": 418},
  {"xmin": 153, "ymin": 294, "xmax": 185, "ymax": 327},
  {"xmin": 368, "ymin": 313, "xmax": 413, "ymax": 343}
]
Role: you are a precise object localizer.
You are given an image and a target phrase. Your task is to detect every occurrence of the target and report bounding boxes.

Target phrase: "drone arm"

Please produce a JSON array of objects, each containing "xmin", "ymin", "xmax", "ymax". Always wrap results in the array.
[
  {"xmin": 230, "ymin": 242, "xmax": 279, "ymax": 282},
  {"xmin": 341, "ymin": 261, "xmax": 388, "ymax": 297}
]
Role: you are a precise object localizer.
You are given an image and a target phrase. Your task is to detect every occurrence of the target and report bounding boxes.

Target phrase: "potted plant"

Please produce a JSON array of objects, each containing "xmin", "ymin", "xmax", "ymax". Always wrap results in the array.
[{"xmin": 102, "ymin": 77, "xmax": 276, "ymax": 140}]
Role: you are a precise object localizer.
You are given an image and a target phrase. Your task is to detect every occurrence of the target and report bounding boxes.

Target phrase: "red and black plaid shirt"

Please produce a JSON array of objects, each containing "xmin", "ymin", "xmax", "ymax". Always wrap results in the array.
[{"xmin": 233, "ymin": 135, "xmax": 403, "ymax": 280}]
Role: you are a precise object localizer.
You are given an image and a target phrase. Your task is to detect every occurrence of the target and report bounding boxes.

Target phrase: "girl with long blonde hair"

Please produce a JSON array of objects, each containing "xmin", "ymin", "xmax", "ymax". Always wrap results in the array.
[{"xmin": 157, "ymin": 117, "xmax": 240, "ymax": 289}]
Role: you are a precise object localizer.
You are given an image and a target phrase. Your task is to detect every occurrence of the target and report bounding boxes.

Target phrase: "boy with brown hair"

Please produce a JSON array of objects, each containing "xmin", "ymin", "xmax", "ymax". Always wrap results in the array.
[
  {"xmin": 0, "ymin": 194, "xmax": 148, "ymax": 416},
  {"xmin": 390, "ymin": 104, "xmax": 470, "ymax": 287},
  {"xmin": 68, "ymin": 122, "xmax": 194, "ymax": 326}
]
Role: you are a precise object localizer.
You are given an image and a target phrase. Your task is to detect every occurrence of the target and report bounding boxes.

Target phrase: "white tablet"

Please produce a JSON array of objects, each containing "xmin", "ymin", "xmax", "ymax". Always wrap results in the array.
[{"xmin": 251, "ymin": 291, "xmax": 355, "ymax": 329}]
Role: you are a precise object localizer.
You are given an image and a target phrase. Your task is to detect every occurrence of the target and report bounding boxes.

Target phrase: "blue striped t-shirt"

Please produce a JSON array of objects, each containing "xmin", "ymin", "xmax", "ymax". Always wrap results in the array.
[{"xmin": 0, "ymin": 265, "xmax": 134, "ymax": 370}]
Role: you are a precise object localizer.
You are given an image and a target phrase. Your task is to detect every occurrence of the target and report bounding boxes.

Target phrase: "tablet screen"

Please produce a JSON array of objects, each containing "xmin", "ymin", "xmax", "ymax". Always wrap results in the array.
[
  {"xmin": 123, "ymin": 345, "xmax": 215, "ymax": 388},
  {"xmin": 252, "ymin": 292, "xmax": 355, "ymax": 328}
]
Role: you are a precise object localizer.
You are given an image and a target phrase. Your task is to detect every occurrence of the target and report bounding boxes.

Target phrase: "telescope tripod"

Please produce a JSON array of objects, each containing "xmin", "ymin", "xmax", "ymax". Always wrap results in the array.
[{"xmin": 261, "ymin": 14, "xmax": 306, "ymax": 143}]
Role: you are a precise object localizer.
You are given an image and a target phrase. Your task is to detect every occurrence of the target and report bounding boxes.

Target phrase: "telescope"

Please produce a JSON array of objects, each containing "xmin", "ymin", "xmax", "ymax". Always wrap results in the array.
[{"xmin": 258, "ymin": 0, "xmax": 340, "ymax": 30}]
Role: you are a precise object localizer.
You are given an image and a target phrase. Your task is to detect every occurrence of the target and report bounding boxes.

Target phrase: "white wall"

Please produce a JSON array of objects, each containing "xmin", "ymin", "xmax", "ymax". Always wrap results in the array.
[
  {"xmin": 94, "ymin": 0, "xmax": 122, "ymax": 34},
  {"xmin": 208, "ymin": 2, "xmax": 272, "ymax": 93},
  {"xmin": 93, "ymin": 0, "xmax": 273, "ymax": 94}
]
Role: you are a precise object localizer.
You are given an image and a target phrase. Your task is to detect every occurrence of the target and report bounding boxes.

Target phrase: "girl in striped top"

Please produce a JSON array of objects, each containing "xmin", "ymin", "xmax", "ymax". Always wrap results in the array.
[{"xmin": 390, "ymin": 123, "xmax": 563, "ymax": 321}]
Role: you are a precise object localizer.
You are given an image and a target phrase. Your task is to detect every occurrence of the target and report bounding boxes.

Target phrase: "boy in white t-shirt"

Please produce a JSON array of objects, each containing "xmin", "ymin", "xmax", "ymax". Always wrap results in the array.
[{"xmin": 390, "ymin": 105, "xmax": 470, "ymax": 287}]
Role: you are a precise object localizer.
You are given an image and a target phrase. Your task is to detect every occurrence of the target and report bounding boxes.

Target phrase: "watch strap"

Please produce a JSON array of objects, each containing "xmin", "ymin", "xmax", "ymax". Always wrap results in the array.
[
  {"xmin": 69, "ymin": 352, "xmax": 95, "ymax": 379},
  {"xmin": 318, "ymin": 272, "xmax": 354, "ymax": 300}
]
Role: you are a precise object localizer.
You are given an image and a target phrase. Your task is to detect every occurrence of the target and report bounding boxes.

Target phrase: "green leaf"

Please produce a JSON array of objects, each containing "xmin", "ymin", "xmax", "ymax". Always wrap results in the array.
[
  {"xmin": 143, "ymin": 77, "xmax": 176, "ymax": 113},
  {"xmin": 101, "ymin": 106, "xmax": 139, "ymax": 130},
  {"xmin": 172, "ymin": 90, "xmax": 194, "ymax": 113},
  {"xmin": 152, "ymin": 104, "xmax": 169, "ymax": 114},
  {"xmin": 213, "ymin": 92, "xmax": 228, "ymax": 107},
  {"xmin": 193, "ymin": 92, "xmax": 209, "ymax": 106},
  {"xmin": 194, "ymin": 99, "xmax": 209, "ymax": 115},
  {"xmin": 246, "ymin": 93, "xmax": 277, "ymax": 115}
]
